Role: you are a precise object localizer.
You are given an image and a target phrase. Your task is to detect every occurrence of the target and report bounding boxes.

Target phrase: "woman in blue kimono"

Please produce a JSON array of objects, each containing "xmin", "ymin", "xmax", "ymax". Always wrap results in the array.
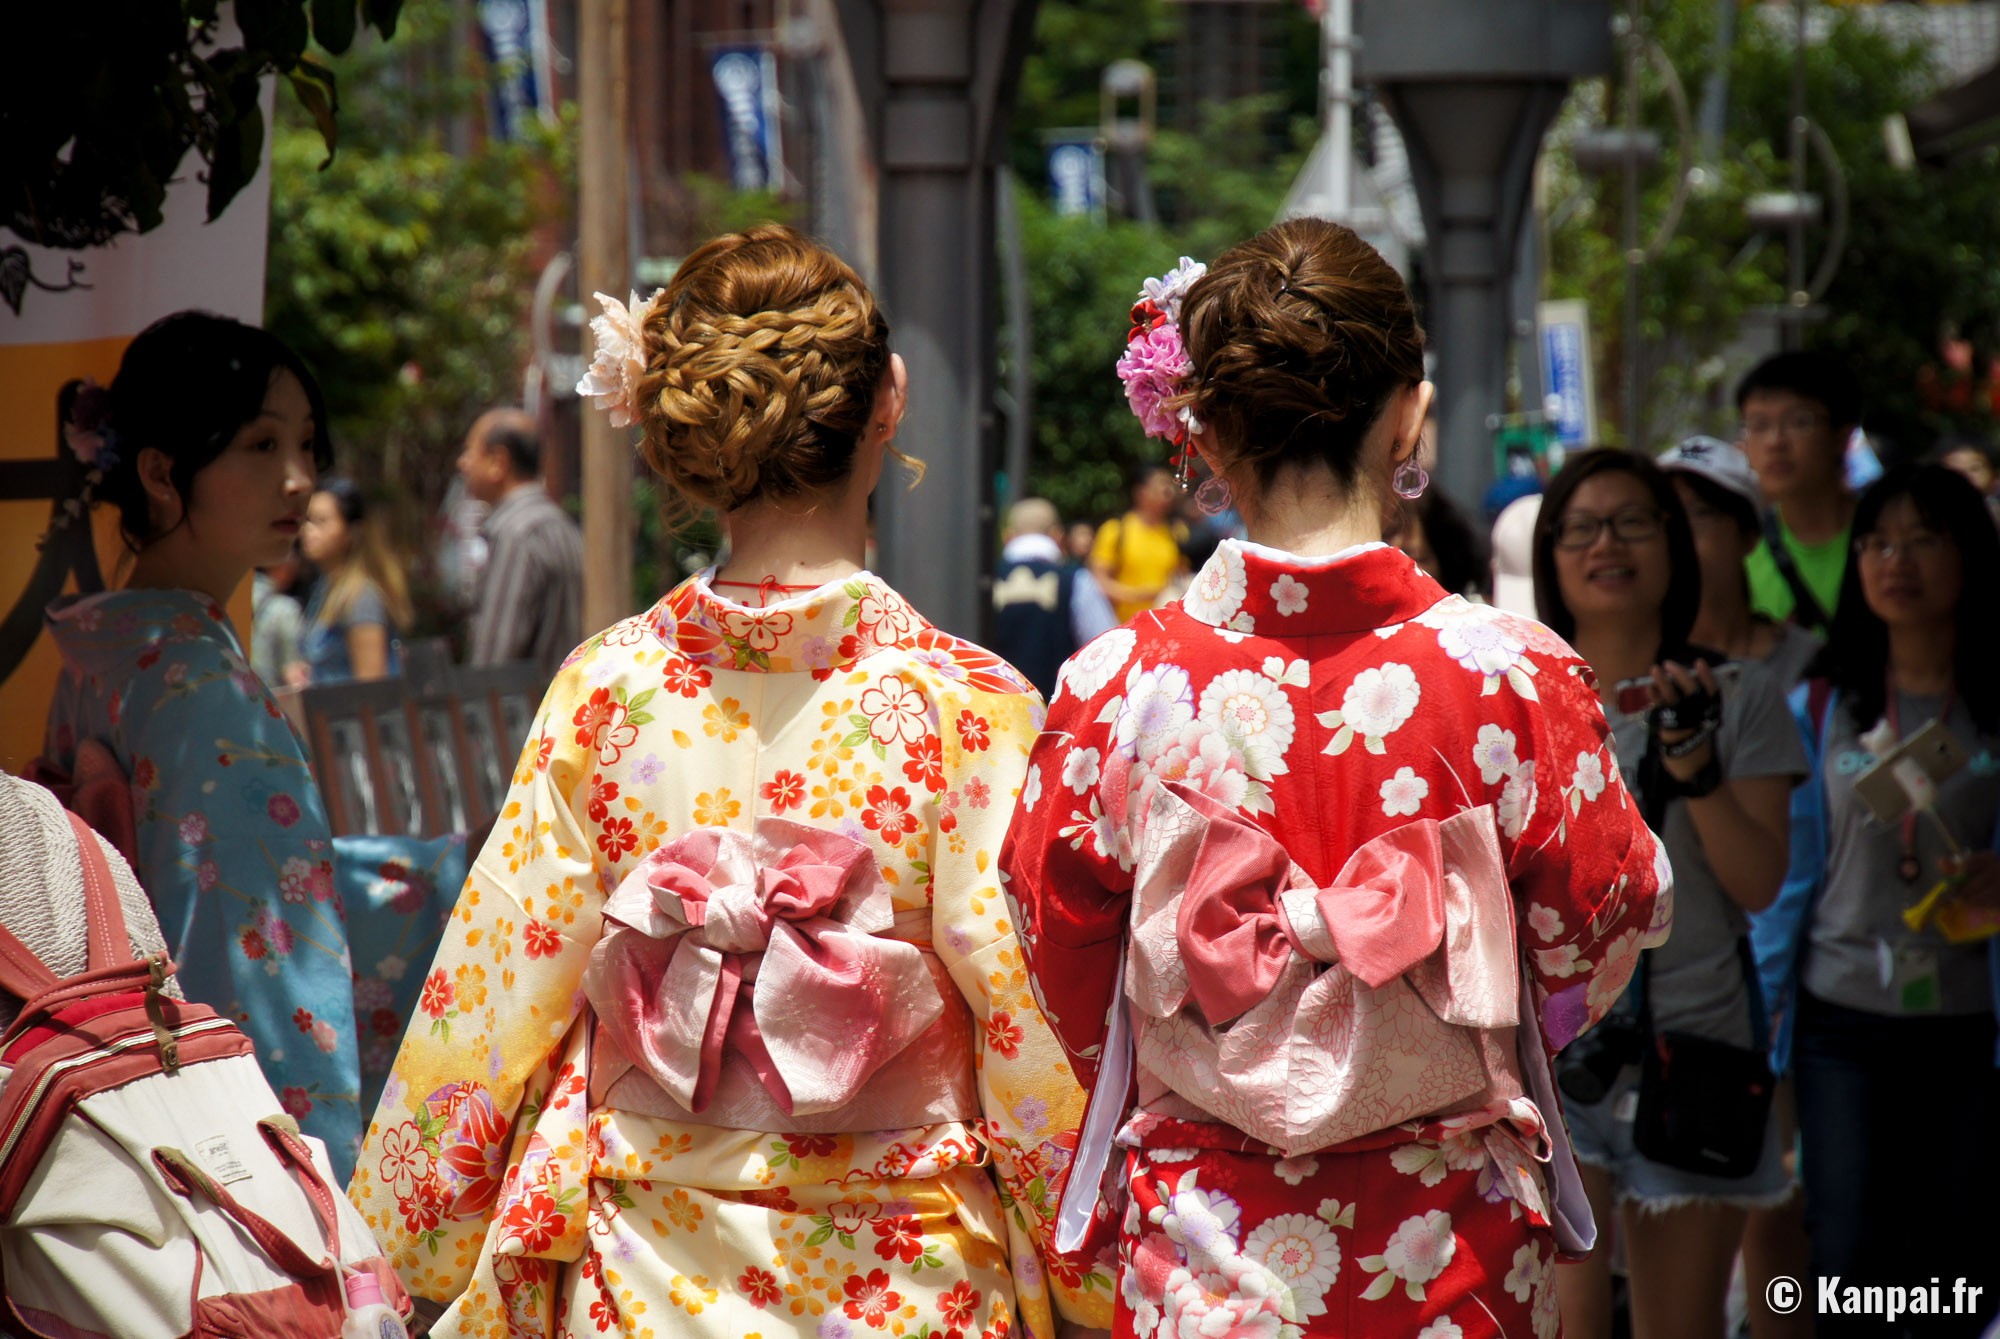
[{"xmin": 41, "ymin": 311, "xmax": 365, "ymax": 1172}]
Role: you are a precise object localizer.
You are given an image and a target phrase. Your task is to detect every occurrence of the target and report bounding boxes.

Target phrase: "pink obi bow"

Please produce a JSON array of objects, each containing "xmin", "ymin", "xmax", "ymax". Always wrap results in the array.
[
  {"xmin": 1121, "ymin": 783, "xmax": 1523, "ymax": 1156},
  {"xmin": 582, "ymin": 820, "xmax": 943, "ymax": 1116},
  {"xmin": 1167, "ymin": 784, "xmax": 1518, "ymax": 1028}
]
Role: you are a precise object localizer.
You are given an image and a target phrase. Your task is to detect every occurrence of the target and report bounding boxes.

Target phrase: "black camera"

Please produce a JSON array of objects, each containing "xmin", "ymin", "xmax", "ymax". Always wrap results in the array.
[{"xmin": 1555, "ymin": 1014, "xmax": 1644, "ymax": 1105}]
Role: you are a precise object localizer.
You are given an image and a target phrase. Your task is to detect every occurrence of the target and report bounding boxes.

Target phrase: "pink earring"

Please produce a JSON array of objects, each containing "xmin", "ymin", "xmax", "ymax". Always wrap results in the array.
[
  {"xmin": 1393, "ymin": 455, "xmax": 1429, "ymax": 500},
  {"xmin": 1194, "ymin": 474, "xmax": 1233, "ymax": 515}
]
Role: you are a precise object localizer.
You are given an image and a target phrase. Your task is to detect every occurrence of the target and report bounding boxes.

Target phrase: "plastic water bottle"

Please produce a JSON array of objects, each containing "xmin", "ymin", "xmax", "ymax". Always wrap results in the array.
[{"xmin": 342, "ymin": 1270, "xmax": 411, "ymax": 1339}]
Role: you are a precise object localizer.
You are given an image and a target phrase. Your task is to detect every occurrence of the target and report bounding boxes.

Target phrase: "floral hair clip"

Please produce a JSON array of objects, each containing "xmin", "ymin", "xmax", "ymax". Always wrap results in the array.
[
  {"xmin": 576, "ymin": 288, "xmax": 669, "ymax": 429},
  {"xmin": 1115, "ymin": 256, "xmax": 1206, "ymax": 479},
  {"xmin": 63, "ymin": 379, "xmax": 118, "ymax": 472},
  {"xmin": 40, "ymin": 379, "xmax": 119, "ymax": 551}
]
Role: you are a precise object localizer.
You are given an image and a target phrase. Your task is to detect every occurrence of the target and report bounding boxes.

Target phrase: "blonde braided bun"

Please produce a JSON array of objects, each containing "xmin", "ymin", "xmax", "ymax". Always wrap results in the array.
[{"xmin": 634, "ymin": 224, "xmax": 894, "ymax": 515}]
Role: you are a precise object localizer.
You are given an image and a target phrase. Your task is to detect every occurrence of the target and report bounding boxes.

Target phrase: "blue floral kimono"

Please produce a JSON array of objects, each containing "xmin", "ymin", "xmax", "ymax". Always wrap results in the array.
[{"xmin": 43, "ymin": 589, "xmax": 365, "ymax": 1171}]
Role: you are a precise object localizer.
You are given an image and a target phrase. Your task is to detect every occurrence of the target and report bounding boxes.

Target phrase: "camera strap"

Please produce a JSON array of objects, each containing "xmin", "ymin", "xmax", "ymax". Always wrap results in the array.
[
  {"xmin": 1760, "ymin": 507, "xmax": 1831, "ymax": 636},
  {"xmin": 1632, "ymin": 701, "xmax": 1771, "ymax": 1054},
  {"xmin": 1632, "ymin": 937, "xmax": 1769, "ymax": 1054}
]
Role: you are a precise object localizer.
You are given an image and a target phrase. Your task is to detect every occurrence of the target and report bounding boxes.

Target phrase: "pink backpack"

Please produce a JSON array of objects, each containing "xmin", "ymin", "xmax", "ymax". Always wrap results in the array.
[{"xmin": 0, "ymin": 810, "xmax": 408, "ymax": 1339}]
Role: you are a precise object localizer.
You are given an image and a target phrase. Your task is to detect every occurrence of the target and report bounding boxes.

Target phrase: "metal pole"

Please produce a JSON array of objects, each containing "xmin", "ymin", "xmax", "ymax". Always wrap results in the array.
[
  {"xmin": 1696, "ymin": 0, "xmax": 1736, "ymax": 161},
  {"xmin": 579, "ymin": 0, "xmax": 635, "ymax": 629},
  {"xmin": 997, "ymin": 165, "xmax": 1033, "ymax": 514},
  {"xmin": 1785, "ymin": 0, "xmax": 1808, "ymax": 351},
  {"xmin": 1327, "ymin": 0, "xmax": 1352, "ymax": 219},
  {"xmin": 1621, "ymin": 0, "xmax": 1644, "ymax": 449}
]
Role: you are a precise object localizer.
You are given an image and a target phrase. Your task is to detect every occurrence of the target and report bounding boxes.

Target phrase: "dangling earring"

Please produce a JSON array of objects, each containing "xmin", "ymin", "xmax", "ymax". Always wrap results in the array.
[
  {"xmin": 1393, "ymin": 453, "xmax": 1429, "ymax": 500},
  {"xmin": 1194, "ymin": 474, "xmax": 1233, "ymax": 516},
  {"xmin": 1175, "ymin": 444, "xmax": 1196, "ymax": 491}
]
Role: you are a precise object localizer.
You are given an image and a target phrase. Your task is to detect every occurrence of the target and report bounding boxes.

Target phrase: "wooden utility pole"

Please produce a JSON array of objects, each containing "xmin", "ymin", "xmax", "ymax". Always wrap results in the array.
[{"xmin": 579, "ymin": 0, "xmax": 635, "ymax": 633}]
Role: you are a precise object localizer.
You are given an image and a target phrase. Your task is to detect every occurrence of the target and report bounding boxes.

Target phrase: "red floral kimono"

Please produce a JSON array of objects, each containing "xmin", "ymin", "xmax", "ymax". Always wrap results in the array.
[{"xmin": 1001, "ymin": 540, "xmax": 1669, "ymax": 1339}]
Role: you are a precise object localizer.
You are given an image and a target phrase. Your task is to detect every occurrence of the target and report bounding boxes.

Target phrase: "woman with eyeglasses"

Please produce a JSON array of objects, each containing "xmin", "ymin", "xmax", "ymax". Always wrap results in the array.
[
  {"xmin": 1533, "ymin": 450, "xmax": 1807, "ymax": 1339},
  {"xmin": 1757, "ymin": 465, "xmax": 2000, "ymax": 1336}
]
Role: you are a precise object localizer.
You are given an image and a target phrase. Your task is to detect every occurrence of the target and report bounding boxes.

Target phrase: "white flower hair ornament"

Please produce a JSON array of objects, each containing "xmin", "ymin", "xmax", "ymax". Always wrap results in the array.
[
  {"xmin": 576, "ymin": 288, "xmax": 668, "ymax": 429},
  {"xmin": 1116, "ymin": 256, "xmax": 1207, "ymax": 473}
]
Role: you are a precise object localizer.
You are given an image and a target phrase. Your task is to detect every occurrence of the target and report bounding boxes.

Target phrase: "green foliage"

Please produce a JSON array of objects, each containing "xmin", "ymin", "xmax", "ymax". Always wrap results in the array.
[
  {"xmin": 2, "ymin": 0, "xmax": 400, "ymax": 249},
  {"xmin": 264, "ymin": 0, "xmax": 572, "ymax": 628},
  {"xmin": 1008, "ymin": 0, "xmax": 1317, "ymax": 524},
  {"xmin": 1012, "ymin": 192, "xmax": 1157, "ymax": 524},
  {"xmin": 1545, "ymin": 3, "xmax": 2000, "ymax": 451},
  {"xmin": 1733, "ymin": 14, "xmax": 2000, "ymax": 448}
]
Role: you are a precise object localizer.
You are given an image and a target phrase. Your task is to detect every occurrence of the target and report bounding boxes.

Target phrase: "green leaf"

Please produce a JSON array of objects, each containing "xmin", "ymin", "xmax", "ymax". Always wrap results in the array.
[
  {"xmin": 205, "ymin": 80, "xmax": 266, "ymax": 223},
  {"xmin": 287, "ymin": 64, "xmax": 340, "ymax": 169},
  {"xmin": 627, "ymin": 688, "xmax": 657, "ymax": 712},
  {"xmin": 806, "ymin": 1223, "xmax": 835, "ymax": 1246},
  {"xmin": 362, "ymin": 0, "xmax": 403, "ymax": 38},
  {"xmin": 311, "ymin": 0, "xmax": 358, "ymax": 54}
]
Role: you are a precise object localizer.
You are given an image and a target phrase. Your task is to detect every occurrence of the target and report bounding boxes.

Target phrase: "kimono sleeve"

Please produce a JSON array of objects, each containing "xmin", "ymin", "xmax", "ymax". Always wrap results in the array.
[
  {"xmin": 997, "ymin": 665, "xmax": 1136, "ymax": 1091},
  {"xmin": 1503, "ymin": 651, "xmax": 1670, "ymax": 1054},
  {"xmin": 933, "ymin": 685, "xmax": 1116, "ymax": 1333},
  {"xmin": 349, "ymin": 665, "xmax": 604, "ymax": 1308},
  {"xmin": 124, "ymin": 638, "xmax": 364, "ymax": 1174}
]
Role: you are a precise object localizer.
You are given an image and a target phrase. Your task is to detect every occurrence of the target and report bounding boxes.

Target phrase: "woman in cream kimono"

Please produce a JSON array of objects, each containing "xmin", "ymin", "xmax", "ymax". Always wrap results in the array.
[{"xmin": 352, "ymin": 225, "xmax": 1113, "ymax": 1339}]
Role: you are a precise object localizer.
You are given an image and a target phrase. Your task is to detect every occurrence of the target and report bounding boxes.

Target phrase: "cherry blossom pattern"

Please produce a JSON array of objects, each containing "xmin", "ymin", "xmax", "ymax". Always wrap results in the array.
[
  {"xmin": 1318, "ymin": 662, "xmax": 1420, "ymax": 756},
  {"xmin": 1357, "ymin": 1209, "xmax": 1457, "ymax": 1302},
  {"xmin": 1379, "ymin": 766, "xmax": 1429, "ymax": 818}
]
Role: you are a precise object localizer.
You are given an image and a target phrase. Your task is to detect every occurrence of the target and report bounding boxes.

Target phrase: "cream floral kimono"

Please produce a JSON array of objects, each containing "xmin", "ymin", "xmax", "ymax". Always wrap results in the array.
[{"xmin": 351, "ymin": 572, "xmax": 1114, "ymax": 1338}]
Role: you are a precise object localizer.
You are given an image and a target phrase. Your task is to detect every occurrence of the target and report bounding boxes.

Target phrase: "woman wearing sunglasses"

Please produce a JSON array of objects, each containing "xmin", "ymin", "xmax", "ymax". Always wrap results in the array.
[{"xmin": 1533, "ymin": 449, "xmax": 1806, "ymax": 1339}]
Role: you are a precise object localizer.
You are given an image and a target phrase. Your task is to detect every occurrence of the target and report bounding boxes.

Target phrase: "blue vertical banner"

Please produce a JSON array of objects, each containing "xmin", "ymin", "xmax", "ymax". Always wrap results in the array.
[
  {"xmin": 1538, "ymin": 298, "xmax": 1598, "ymax": 450},
  {"xmin": 477, "ymin": 0, "xmax": 543, "ymax": 142},
  {"xmin": 1044, "ymin": 136, "xmax": 1105, "ymax": 219},
  {"xmin": 711, "ymin": 47, "xmax": 784, "ymax": 193}
]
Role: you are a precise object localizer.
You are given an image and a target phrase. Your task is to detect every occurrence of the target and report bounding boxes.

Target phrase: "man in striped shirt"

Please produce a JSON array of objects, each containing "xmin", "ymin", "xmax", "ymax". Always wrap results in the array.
[{"xmin": 457, "ymin": 408, "xmax": 584, "ymax": 676}]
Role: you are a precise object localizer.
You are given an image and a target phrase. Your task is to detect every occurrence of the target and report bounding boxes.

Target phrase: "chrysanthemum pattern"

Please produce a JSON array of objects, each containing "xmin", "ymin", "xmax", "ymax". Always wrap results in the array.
[{"xmin": 1003, "ymin": 539, "xmax": 1668, "ymax": 1334}]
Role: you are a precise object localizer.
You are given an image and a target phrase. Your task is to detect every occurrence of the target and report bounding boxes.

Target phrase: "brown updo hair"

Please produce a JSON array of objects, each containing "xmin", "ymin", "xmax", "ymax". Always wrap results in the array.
[
  {"xmin": 1172, "ymin": 217, "xmax": 1425, "ymax": 492},
  {"xmin": 633, "ymin": 223, "xmax": 898, "ymax": 516}
]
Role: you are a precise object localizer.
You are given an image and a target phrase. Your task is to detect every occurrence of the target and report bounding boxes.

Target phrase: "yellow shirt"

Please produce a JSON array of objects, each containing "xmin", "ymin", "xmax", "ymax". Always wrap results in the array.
[{"xmin": 1091, "ymin": 512, "xmax": 1184, "ymax": 623}]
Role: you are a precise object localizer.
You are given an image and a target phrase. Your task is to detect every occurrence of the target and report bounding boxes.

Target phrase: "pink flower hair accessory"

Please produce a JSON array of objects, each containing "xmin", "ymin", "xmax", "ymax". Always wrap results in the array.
[
  {"xmin": 1116, "ymin": 256, "xmax": 1207, "ymax": 473},
  {"xmin": 576, "ymin": 288, "xmax": 668, "ymax": 429}
]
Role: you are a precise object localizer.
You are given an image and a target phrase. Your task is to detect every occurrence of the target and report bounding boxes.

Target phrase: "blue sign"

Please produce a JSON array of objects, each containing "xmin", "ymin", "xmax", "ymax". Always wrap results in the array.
[
  {"xmin": 1046, "ymin": 139, "xmax": 1104, "ymax": 218},
  {"xmin": 1540, "ymin": 302, "xmax": 1594, "ymax": 447},
  {"xmin": 477, "ymin": 0, "xmax": 542, "ymax": 142},
  {"xmin": 712, "ymin": 48, "xmax": 783, "ymax": 193}
]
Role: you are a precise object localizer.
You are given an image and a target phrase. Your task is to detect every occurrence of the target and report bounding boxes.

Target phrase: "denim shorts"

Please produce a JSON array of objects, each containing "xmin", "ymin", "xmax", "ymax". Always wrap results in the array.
[{"xmin": 1565, "ymin": 1063, "xmax": 1796, "ymax": 1213}]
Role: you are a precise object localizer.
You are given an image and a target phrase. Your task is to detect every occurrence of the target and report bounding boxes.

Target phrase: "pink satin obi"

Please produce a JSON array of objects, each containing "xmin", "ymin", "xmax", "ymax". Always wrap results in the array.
[
  {"xmin": 583, "ymin": 821, "xmax": 975, "ymax": 1133},
  {"xmin": 1128, "ymin": 783, "xmax": 1525, "ymax": 1157}
]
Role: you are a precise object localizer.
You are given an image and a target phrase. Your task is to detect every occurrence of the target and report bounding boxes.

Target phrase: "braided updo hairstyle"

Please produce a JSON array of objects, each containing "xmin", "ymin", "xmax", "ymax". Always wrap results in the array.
[
  {"xmin": 633, "ymin": 224, "xmax": 902, "ymax": 516},
  {"xmin": 1172, "ymin": 217, "xmax": 1425, "ymax": 493}
]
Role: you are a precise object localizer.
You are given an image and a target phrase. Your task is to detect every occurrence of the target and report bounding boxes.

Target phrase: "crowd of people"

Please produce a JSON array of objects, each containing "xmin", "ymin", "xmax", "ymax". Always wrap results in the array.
[{"xmin": 5, "ymin": 213, "xmax": 1997, "ymax": 1339}]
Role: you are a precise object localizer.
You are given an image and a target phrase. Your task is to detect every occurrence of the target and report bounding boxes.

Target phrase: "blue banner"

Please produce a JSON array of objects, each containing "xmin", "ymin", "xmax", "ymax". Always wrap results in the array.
[
  {"xmin": 1046, "ymin": 138, "xmax": 1104, "ymax": 219},
  {"xmin": 711, "ymin": 47, "xmax": 783, "ymax": 193},
  {"xmin": 477, "ymin": 0, "xmax": 542, "ymax": 142}
]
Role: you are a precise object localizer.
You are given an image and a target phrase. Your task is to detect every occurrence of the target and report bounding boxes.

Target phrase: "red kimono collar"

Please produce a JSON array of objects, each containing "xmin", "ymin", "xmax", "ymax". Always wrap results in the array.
[{"xmin": 1177, "ymin": 539, "xmax": 1450, "ymax": 636}]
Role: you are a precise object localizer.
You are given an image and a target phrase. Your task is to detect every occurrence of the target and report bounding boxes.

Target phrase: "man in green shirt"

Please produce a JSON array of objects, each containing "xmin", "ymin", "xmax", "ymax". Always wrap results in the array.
[{"xmin": 1736, "ymin": 352, "xmax": 1862, "ymax": 633}]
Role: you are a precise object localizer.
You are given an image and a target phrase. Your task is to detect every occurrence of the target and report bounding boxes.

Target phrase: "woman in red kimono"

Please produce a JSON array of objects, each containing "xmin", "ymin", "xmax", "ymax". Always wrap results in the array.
[{"xmin": 1001, "ymin": 218, "xmax": 1670, "ymax": 1338}]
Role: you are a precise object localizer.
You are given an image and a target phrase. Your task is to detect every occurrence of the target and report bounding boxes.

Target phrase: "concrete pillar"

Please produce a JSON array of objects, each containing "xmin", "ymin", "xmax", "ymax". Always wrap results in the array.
[
  {"xmin": 1361, "ymin": 0, "xmax": 1610, "ymax": 507},
  {"xmin": 836, "ymin": 0, "xmax": 1034, "ymax": 639}
]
